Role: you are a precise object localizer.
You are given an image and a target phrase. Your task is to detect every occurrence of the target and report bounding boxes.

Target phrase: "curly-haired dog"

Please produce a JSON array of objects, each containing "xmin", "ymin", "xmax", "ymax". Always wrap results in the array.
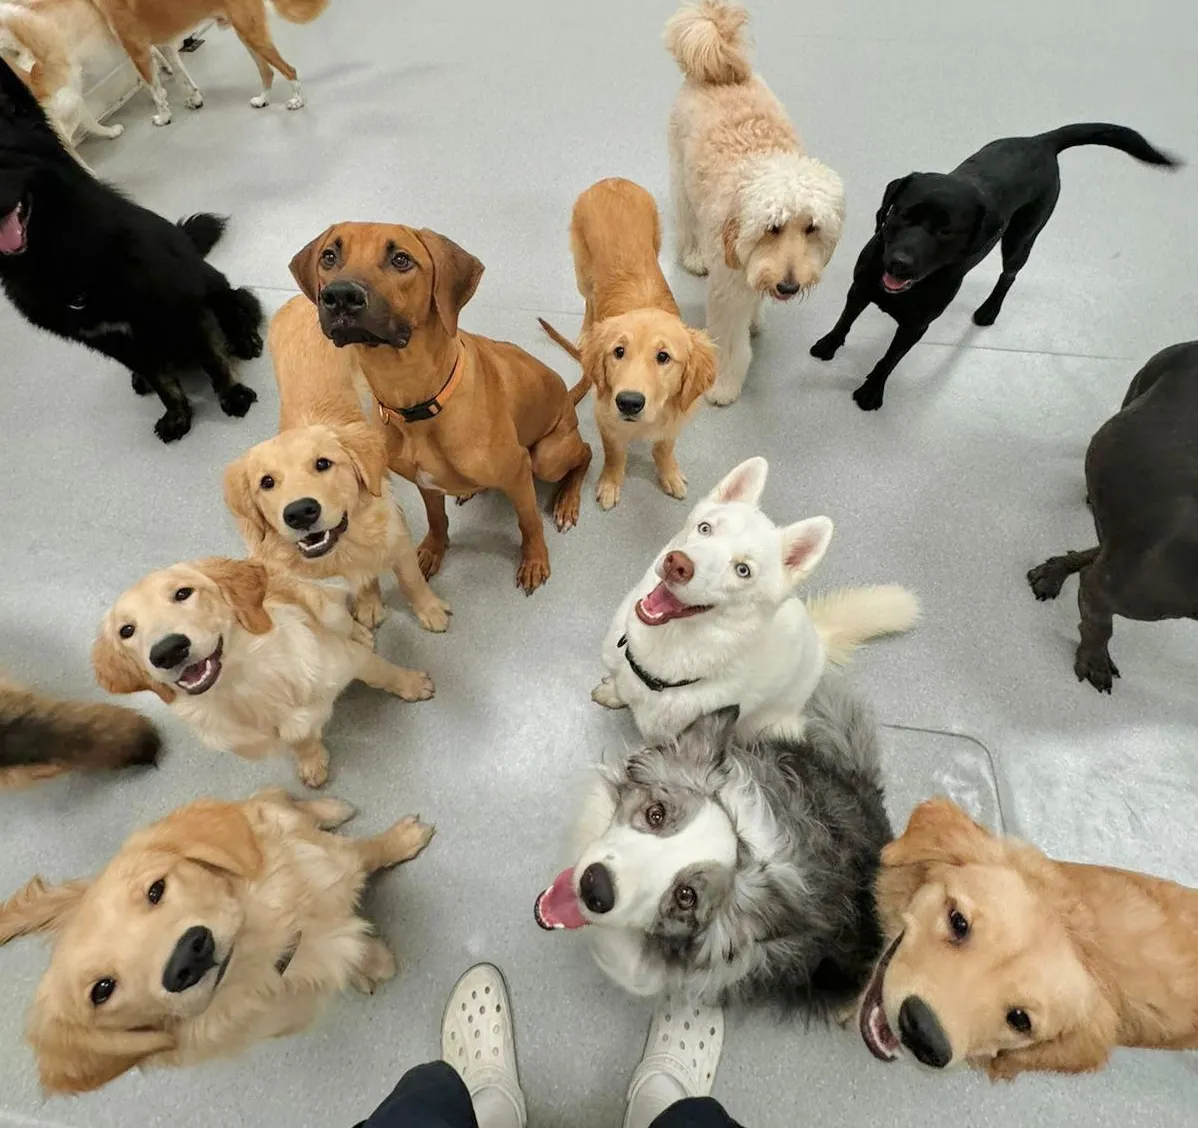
[
  {"xmin": 224, "ymin": 296, "xmax": 451, "ymax": 633},
  {"xmin": 535, "ymin": 674, "xmax": 891, "ymax": 1010},
  {"xmin": 0, "ymin": 789, "xmax": 433, "ymax": 1093},
  {"xmin": 860, "ymin": 798, "xmax": 1198, "ymax": 1078},
  {"xmin": 93, "ymin": 557, "xmax": 433, "ymax": 788},
  {"xmin": 664, "ymin": 0, "xmax": 844, "ymax": 406},
  {"xmin": 538, "ymin": 177, "xmax": 715, "ymax": 509}
]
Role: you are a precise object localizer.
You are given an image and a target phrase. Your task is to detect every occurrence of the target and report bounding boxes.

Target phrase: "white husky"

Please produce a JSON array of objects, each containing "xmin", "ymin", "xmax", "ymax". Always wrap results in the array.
[{"xmin": 591, "ymin": 457, "xmax": 918, "ymax": 742}]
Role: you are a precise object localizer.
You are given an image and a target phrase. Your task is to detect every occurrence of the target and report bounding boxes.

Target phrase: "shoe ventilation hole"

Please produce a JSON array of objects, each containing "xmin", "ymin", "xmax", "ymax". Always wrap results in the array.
[
  {"xmin": 680, "ymin": 1040, "xmax": 686, "ymax": 1051},
  {"xmin": 493, "ymin": 1024, "xmax": 500, "ymax": 1036},
  {"xmin": 474, "ymin": 1029, "xmax": 481, "ymax": 1040},
  {"xmin": 461, "ymin": 1002, "xmax": 467, "ymax": 1012},
  {"xmin": 492, "ymin": 1046, "xmax": 499, "ymax": 1058},
  {"xmin": 496, "ymin": 1003, "xmax": 502, "ymax": 1013},
  {"xmin": 475, "ymin": 1050, "xmax": 482, "ymax": 1061},
  {"xmin": 699, "ymin": 1041, "xmax": 704, "ymax": 1050},
  {"xmin": 450, "ymin": 1032, "xmax": 457, "ymax": 1042},
  {"xmin": 472, "ymin": 990, "xmax": 477, "ymax": 1000},
  {"xmin": 709, "ymin": 1027, "xmax": 716, "ymax": 1036},
  {"xmin": 468, "ymin": 1014, "xmax": 474, "ymax": 1024},
  {"xmin": 664, "ymin": 1013, "xmax": 672, "ymax": 1022},
  {"xmin": 693, "ymin": 1009, "xmax": 700, "ymax": 1018},
  {"xmin": 480, "ymin": 1005, "xmax": 486, "ymax": 1015},
  {"xmin": 684, "ymin": 1021, "xmax": 690, "ymax": 1030},
  {"xmin": 485, "ymin": 985, "xmax": 491, "ymax": 995}
]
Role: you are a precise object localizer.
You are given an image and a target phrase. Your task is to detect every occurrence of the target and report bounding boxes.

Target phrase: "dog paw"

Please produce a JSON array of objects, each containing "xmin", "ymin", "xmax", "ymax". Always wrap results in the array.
[
  {"xmin": 351, "ymin": 942, "xmax": 398, "ymax": 994},
  {"xmin": 680, "ymin": 246, "xmax": 709, "ymax": 276},
  {"xmin": 286, "ymin": 94, "xmax": 305, "ymax": 111},
  {"xmin": 154, "ymin": 408, "xmax": 192, "ymax": 442},
  {"xmin": 102, "ymin": 123, "xmax": 125, "ymax": 139},
  {"xmin": 151, "ymin": 111, "xmax": 171, "ymax": 127},
  {"xmin": 1075, "ymin": 646, "xmax": 1120, "ymax": 694},
  {"xmin": 218, "ymin": 383, "xmax": 257, "ymax": 418},
  {"xmin": 705, "ymin": 384, "xmax": 740, "ymax": 407},
  {"xmin": 596, "ymin": 477, "xmax": 621, "ymax": 510},
  {"xmin": 227, "ymin": 327, "xmax": 264, "ymax": 361},
  {"xmin": 185, "ymin": 92, "xmax": 204, "ymax": 110},
  {"xmin": 393, "ymin": 670, "xmax": 435, "ymax": 702},
  {"xmin": 131, "ymin": 372, "xmax": 153, "ymax": 396},
  {"xmin": 416, "ymin": 535, "xmax": 446, "ymax": 578},
  {"xmin": 658, "ymin": 468, "xmax": 688, "ymax": 500},
  {"xmin": 1026, "ymin": 563, "xmax": 1066, "ymax": 601},
  {"xmin": 517, "ymin": 556, "xmax": 550, "ymax": 594},
  {"xmin": 972, "ymin": 303, "xmax": 999, "ymax": 327},
  {"xmin": 249, "ymin": 94, "xmax": 269, "ymax": 108},
  {"xmin": 353, "ymin": 594, "xmax": 387, "ymax": 630},
  {"xmin": 591, "ymin": 677, "xmax": 626, "ymax": 709},
  {"xmin": 298, "ymin": 796, "xmax": 356, "ymax": 828},
  {"xmin": 297, "ymin": 750, "xmax": 330, "ymax": 789},
  {"xmin": 809, "ymin": 334, "xmax": 841, "ymax": 362},
  {"xmin": 852, "ymin": 381, "xmax": 885, "ymax": 411},
  {"xmin": 454, "ymin": 492, "xmax": 477, "ymax": 506},
  {"xmin": 414, "ymin": 597, "xmax": 452, "ymax": 633}
]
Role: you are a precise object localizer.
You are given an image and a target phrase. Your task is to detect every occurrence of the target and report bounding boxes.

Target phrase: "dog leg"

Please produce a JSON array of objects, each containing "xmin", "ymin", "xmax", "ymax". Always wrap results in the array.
[
  {"xmin": 352, "ymin": 579, "xmax": 387, "ymax": 630},
  {"xmin": 151, "ymin": 46, "xmax": 172, "ymax": 76},
  {"xmin": 231, "ymin": 18, "xmax": 304, "ymax": 109},
  {"xmin": 705, "ymin": 263, "xmax": 757, "ymax": 405},
  {"xmin": 974, "ymin": 188, "xmax": 1060, "ymax": 327},
  {"xmin": 390, "ymin": 518, "xmax": 451, "ymax": 632},
  {"xmin": 142, "ymin": 371, "xmax": 193, "ymax": 442},
  {"xmin": 1028, "ymin": 547, "xmax": 1099, "ymax": 601},
  {"xmin": 531, "ymin": 429, "xmax": 592, "ymax": 534},
  {"xmin": 749, "ymin": 296, "xmax": 765, "ymax": 337},
  {"xmin": 126, "ymin": 45, "xmax": 172, "ymax": 126},
  {"xmin": 292, "ymin": 737, "xmax": 330, "ymax": 789},
  {"xmin": 190, "ymin": 331, "xmax": 258, "ymax": 419},
  {"xmin": 75, "ymin": 99, "xmax": 124, "ymax": 140},
  {"xmin": 294, "ymin": 796, "xmax": 357, "ymax": 828},
  {"xmin": 652, "ymin": 439, "xmax": 688, "ymax": 500},
  {"xmin": 351, "ymin": 645, "xmax": 435, "ymax": 702},
  {"xmin": 501, "ymin": 454, "xmax": 553, "ymax": 592},
  {"xmin": 350, "ymin": 937, "xmax": 398, "ymax": 994},
  {"xmin": 354, "ymin": 815, "xmax": 435, "ymax": 873},
  {"xmin": 415, "ymin": 486, "xmax": 450, "ymax": 578},
  {"xmin": 669, "ymin": 134, "xmax": 705, "ymax": 275},
  {"xmin": 851, "ymin": 321, "xmax": 930, "ymax": 412},
  {"xmin": 159, "ymin": 46, "xmax": 203, "ymax": 110},
  {"xmin": 596, "ymin": 429, "xmax": 629, "ymax": 510},
  {"xmin": 590, "ymin": 676, "xmax": 626, "ymax": 709},
  {"xmin": 1075, "ymin": 557, "xmax": 1120, "ymax": 693},
  {"xmin": 810, "ymin": 283, "xmax": 870, "ymax": 361}
]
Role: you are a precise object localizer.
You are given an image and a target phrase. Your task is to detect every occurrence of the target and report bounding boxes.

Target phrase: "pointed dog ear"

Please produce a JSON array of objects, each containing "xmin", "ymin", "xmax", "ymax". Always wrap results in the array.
[
  {"xmin": 334, "ymin": 421, "xmax": 386, "ymax": 497},
  {"xmin": 193, "ymin": 558, "xmax": 272, "ymax": 635},
  {"xmin": 708, "ymin": 457, "xmax": 768, "ymax": 507},
  {"xmin": 417, "ymin": 228, "xmax": 484, "ymax": 338},
  {"xmin": 92, "ymin": 625, "xmax": 175, "ymax": 705},
  {"xmin": 0, "ymin": 876, "xmax": 90, "ymax": 945},
  {"xmin": 678, "ymin": 330, "xmax": 716, "ymax": 412},
  {"xmin": 875, "ymin": 175, "xmax": 912, "ymax": 233},
  {"xmin": 133, "ymin": 800, "xmax": 263, "ymax": 880},
  {"xmin": 222, "ymin": 454, "xmax": 269, "ymax": 548},
  {"xmin": 289, "ymin": 225, "xmax": 336, "ymax": 303},
  {"xmin": 780, "ymin": 516, "xmax": 834, "ymax": 584}
]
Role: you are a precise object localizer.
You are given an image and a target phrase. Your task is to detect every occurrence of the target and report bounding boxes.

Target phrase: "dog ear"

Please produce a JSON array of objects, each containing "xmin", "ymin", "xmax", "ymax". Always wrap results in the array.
[
  {"xmin": 222, "ymin": 455, "xmax": 269, "ymax": 549},
  {"xmin": 578, "ymin": 320, "xmax": 615, "ymax": 397},
  {"xmin": 678, "ymin": 329, "xmax": 717, "ymax": 412},
  {"xmin": 875, "ymin": 175, "xmax": 912, "ymax": 233},
  {"xmin": 708, "ymin": 457, "xmax": 768, "ymax": 506},
  {"xmin": 780, "ymin": 516, "xmax": 834, "ymax": 583},
  {"xmin": 985, "ymin": 984, "xmax": 1118, "ymax": 1080},
  {"xmin": 92, "ymin": 628, "xmax": 175, "ymax": 705},
  {"xmin": 721, "ymin": 210, "xmax": 742, "ymax": 269},
  {"xmin": 193, "ymin": 558, "xmax": 272, "ymax": 635},
  {"xmin": 136, "ymin": 799, "xmax": 264, "ymax": 880},
  {"xmin": 30, "ymin": 1016, "xmax": 177, "ymax": 1095},
  {"xmin": 883, "ymin": 798, "xmax": 1001, "ymax": 871},
  {"xmin": 674, "ymin": 706, "xmax": 740, "ymax": 764},
  {"xmin": 417, "ymin": 228, "xmax": 485, "ymax": 338},
  {"xmin": 288, "ymin": 225, "xmax": 336, "ymax": 304},
  {"xmin": 0, "ymin": 876, "xmax": 90, "ymax": 945},
  {"xmin": 335, "ymin": 421, "xmax": 387, "ymax": 498}
]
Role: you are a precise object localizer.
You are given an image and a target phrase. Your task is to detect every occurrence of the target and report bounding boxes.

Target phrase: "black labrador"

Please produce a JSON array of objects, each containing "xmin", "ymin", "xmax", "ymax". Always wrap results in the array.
[
  {"xmin": 1028, "ymin": 341, "xmax": 1198, "ymax": 692},
  {"xmin": 810, "ymin": 124, "xmax": 1179, "ymax": 411},
  {"xmin": 0, "ymin": 58, "xmax": 262, "ymax": 443}
]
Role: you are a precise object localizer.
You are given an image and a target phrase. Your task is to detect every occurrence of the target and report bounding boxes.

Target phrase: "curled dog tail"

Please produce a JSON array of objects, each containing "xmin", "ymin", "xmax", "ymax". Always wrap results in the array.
[
  {"xmin": 0, "ymin": 3, "xmax": 73, "ymax": 98},
  {"xmin": 536, "ymin": 317, "xmax": 591, "ymax": 405},
  {"xmin": 807, "ymin": 585, "xmax": 920, "ymax": 666},
  {"xmin": 178, "ymin": 212, "xmax": 228, "ymax": 257},
  {"xmin": 269, "ymin": 0, "xmax": 329, "ymax": 23},
  {"xmin": 664, "ymin": 0, "xmax": 752, "ymax": 86},
  {"xmin": 1041, "ymin": 123, "xmax": 1181, "ymax": 168}
]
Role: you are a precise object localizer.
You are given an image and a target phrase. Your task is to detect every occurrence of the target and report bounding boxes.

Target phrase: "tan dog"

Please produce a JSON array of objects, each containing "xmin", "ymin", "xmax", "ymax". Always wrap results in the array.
[
  {"xmin": 92, "ymin": 557, "xmax": 433, "ymax": 787},
  {"xmin": 538, "ymin": 178, "xmax": 715, "ymax": 510},
  {"xmin": 0, "ymin": 789, "xmax": 433, "ymax": 1093},
  {"xmin": 224, "ymin": 296, "xmax": 450, "ymax": 633},
  {"xmin": 859, "ymin": 798, "xmax": 1198, "ymax": 1079},
  {"xmin": 289, "ymin": 223, "xmax": 593, "ymax": 594}
]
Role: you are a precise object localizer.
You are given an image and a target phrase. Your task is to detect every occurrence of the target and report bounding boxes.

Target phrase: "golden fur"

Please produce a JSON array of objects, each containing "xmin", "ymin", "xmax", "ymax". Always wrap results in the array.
[
  {"xmin": 539, "ymin": 178, "xmax": 715, "ymax": 510},
  {"xmin": 92, "ymin": 557, "xmax": 434, "ymax": 787},
  {"xmin": 224, "ymin": 296, "xmax": 451, "ymax": 632},
  {"xmin": 868, "ymin": 798, "xmax": 1198, "ymax": 1078},
  {"xmin": 0, "ymin": 789, "xmax": 433, "ymax": 1093}
]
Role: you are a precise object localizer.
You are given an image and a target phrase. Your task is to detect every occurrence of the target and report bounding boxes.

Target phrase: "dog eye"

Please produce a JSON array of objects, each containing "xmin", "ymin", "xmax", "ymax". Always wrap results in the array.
[
  {"xmin": 118, "ymin": 623, "xmax": 135, "ymax": 640},
  {"xmin": 1006, "ymin": 1008, "xmax": 1032, "ymax": 1034},
  {"xmin": 260, "ymin": 475, "xmax": 275, "ymax": 490},
  {"xmin": 674, "ymin": 885, "xmax": 697, "ymax": 910},
  {"xmin": 655, "ymin": 350, "xmax": 670, "ymax": 364},
  {"xmin": 613, "ymin": 345, "xmax": 625, "ymax": 360},
  {"xmin": 734, "ymin": 562, "xmax": 751, "ymax": 579},
  {"xmin": 768, "ymin": 223, "xmax": 782, "ymax": 236},
  {"xmin": 948, "ymin": 907, "xmax": 970, "ymax": 940},
  {"xmin": 173, "ymin": 587, "xmax": 193, "ymax": 603},
  {"xmin": 90, "ymin": 978, "xmax": 117, "ymax": 1006},
  {"xmin": 319, "ymin": 248, "xmax": 337, "ymax": 268},
  {"xmin": 314, "ymin": 457, "xmax": 333, "ymax": 472},
  {"xmin": 645, "ymin": 802, "xmax": 666, "ymax": 827},
  {"xmin": 147, "ymin": 878, "xmax": 165, "ymax": 906},
  {"xmin": 696, "ymin": 521, "xmax": 712, "ymax": 536},
  {"xmin": 805, "ymin": 222, "xmax": 819, "ymax": 235},
  {"xmin": 391, "ymin": 250, "xmax": 414, "ymax": 271}
]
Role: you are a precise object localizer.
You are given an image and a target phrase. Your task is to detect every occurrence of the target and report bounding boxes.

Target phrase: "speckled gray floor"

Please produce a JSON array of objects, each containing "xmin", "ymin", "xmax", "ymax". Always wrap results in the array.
[{"xmin": 1, "ymin": 1, "xmax": 1196, "ymax": 1125}]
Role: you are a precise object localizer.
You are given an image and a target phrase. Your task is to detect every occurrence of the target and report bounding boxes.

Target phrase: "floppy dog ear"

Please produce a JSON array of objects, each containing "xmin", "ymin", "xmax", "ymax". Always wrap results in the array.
[
  {"xmin": 92, "ymin": 629, "xmax": 176, "ymax": 705},
  {"xmin": 335, "ymin": 421, "xmax": 386, "ymax": 498},
  {"xmin": 194, "ymin": 558, "xmax": 272, "ymax": 635},
  {"xmin": 780, "ymin": 516, "xmax": 834, "ymax": 583},
  {"xmin": 708, "ymin": 457, "xmax": 768, "ymax": 506},
  {"xmin": 721, "ymin": 209, "xmax": 742, "ymax": 269},
  {"xmin": 0, "ymin": 876, "xmax": 90, "ymax": 945},
  {"xmin": 29, "ymin": 1017, "xmax": 177, "ymax": 1095},
  {"xmin": 418, "ymin": 228, "xmax": 485, "ymax": 339},
  {"xmin": 578, "ymin": 320, "xmax": 614, "ymax": 397},
  {"xmin": 222, "ymin": 455, "xmax": 269, "ymax": 549},
  {"xmin": 985, "ymin": 984, "xmax": 1118, "ymax": 1080},
  {"xmin": 678, "ymin": 329, "xmax": 717, "ymax": 412},
  {"xmin": 875, "ymin": 175, "xmax": 912, "ymax": 232},
  {"xmin": 673, "ymin": 706, "xmax": 740, "ymax": 765},
  {"xmin": 883, "ymin": 798, "xmax": 1002, "ymax": 871},
  {"xmin": 288, "ymin": 225, "xmax": 336, "ymax": 303},
  {"xmin": 137, "ymin": 800, "xmax": 263, "ymax": 880}
]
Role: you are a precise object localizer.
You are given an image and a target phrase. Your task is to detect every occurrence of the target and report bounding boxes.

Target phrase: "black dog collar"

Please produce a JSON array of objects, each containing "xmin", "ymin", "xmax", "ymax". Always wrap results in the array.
[
  {"xmin": 274, "ymin": 932, "xmax": 302, "ymax": 975},
  {"xmin": 376, "ymin": 346, "xmax": 463, "ymax": 425},
  {"xmin": 618, "ymin": 634, "xmax": 700, "ymax": 693}
]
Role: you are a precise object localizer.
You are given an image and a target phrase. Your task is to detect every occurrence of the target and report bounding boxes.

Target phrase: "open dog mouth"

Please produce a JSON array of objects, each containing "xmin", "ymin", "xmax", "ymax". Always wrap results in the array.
[
  {"xmin": 881, "ymin": 273, "xmax": 914, "ymax": 294},
  {"xmin": 297, "ymin": 512, "xmax": 348, "ymax": 558},
  {"xmin": 213, "ymin": 945, "xmax": 234, "ymax": 988},
  {"xmin": 859, "ymin": 932, "xmax": 903, "ymax": 1062},
  {"xmin": 635, "ymin": 581, "xmax": 712, "ymax": 626},
  {"xmin": 534, "ymin": 868, "xmax": 588, "ymax": 931},
  {"xmin": 0, "ymin": 198, "xmax": 30, "ymax": 256},
  {"xmin": 175, "ymin": 638, "xmax": 223, "ymax": 695}
]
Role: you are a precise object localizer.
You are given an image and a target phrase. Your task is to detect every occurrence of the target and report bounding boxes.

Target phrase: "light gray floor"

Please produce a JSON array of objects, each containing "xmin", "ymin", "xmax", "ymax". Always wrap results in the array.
[{"xmin": 2, "ymin": 1, "xmax": 1196, "ymax": 1125}]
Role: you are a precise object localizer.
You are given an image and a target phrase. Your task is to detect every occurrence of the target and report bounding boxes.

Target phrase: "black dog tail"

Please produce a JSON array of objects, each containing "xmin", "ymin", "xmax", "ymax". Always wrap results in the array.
[
  {"xmin": 210, "ymin": 286, "xmax": 265, "ymax": 360},
  {"xmin": 1042, "ymin": 124, "xmax": 1181, "ymax": 168},
  {"xmin": 178, "ymin": 213, "xmax": 229, "ymax": 257}
]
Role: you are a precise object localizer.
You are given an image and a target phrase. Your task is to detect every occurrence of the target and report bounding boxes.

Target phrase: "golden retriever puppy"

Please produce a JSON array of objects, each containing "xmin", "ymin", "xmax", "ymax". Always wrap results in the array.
[
  {"xmin": 538, "ymin": 178, "xmax": 715, "ymax": 510},
  {"xmin": 224, "ymin": 296, "xmax": 450, "ymax": 632},
  {"xmin": 664, "ymin": 1, "xmax": 844, "ymax": 405},
  {"xmin": 92, "ymin": 557, "xmax": 434, "ymax": 788},
  {"xmin": 0, "ymin": 789, "xmax": 433, "ymax": 1093},
  {"xmin": 859, "ymin": 798, "xmax": 1198, "ymax": 1079}
]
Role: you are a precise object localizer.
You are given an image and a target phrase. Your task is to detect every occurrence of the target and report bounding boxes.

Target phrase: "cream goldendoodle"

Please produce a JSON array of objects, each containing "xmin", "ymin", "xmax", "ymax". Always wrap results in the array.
[{"xmin": 665, "ymin": 0, "xmax": 844, "ymax": 405}]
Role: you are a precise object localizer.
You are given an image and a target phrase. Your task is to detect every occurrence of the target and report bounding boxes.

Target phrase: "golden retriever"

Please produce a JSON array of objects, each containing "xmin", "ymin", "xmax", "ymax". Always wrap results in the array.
[
  {"xmin": 224, "ymin": 296, "xmax": 451, "ymax": 633},
  {"xmin": 0, "ymin": 789, "xmax": 433, "ymax": 1093},
  {"xmin": 538, "ymin": 177, "xmax": 715, "ymax": 510},
  {"xmin": 92, "ymin": 556, "xmax": 434, "ymax": 787},
  {"xmin": 859, "ymin": 798, "xmax": 1198, "ymax": 1079}
]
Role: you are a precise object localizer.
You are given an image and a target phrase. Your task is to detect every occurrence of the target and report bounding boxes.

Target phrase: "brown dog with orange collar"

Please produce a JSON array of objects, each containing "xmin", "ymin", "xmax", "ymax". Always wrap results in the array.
[{"xmin": 289, "ymin": 224, "xmax": 592, "ymax": 594}]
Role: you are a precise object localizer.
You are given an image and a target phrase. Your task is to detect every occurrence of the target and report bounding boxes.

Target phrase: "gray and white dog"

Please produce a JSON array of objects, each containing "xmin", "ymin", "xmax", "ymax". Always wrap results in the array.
[{"xmin": 535, "ymin": 673, "xmax": 891, "ymax": 1011}]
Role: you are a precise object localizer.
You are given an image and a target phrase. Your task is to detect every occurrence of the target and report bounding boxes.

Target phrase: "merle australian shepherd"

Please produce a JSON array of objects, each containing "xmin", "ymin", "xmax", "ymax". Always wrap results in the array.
[{"xmin": 0, "ymin": 58, "xmax": 262, "ymax": 443}]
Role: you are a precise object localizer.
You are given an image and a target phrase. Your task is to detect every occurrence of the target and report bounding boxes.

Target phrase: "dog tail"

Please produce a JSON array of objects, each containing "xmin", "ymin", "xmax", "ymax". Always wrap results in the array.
[
  {"xmin": 1041, "ymin": 124, "xmax": 1181, "ymax": 168},
  {"xmin": 0, "ymin": 4, "xmax": 73, "ymax": 98},
  {"xmin": 210, "ymin": 286, "xmax": 265, "ymax": 361},
  {"xmin": 269, "ymin": 0, "xmax": 329, "ymax": 23},
  {"xmin": 664, "ymin": 0, "xmax": 752, "ymax": 86},
  {"xmin": 536, "ymin": 318, "xmax": 591, "ymax": 404},
  {"xmin": 178, "ymin": 213, "xmax": 228, "ymax": 257},
  {"xmin": 803, "ymin": 670, "xmax": 882, "ymax": 780},
  {"xmin": 807, "ymin": 585, "xmax": 920, "ymax": 666}
]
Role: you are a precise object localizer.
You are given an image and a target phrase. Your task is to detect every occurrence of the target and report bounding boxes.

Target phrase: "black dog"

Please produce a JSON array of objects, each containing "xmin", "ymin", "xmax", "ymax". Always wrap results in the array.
[
  {"xmin": 810, "ymin": 124, "xmax": 1178, "ymax": 411},
  {"xmin": 1028, "ymin": 342, "xmax": 1198, "ymax": 692},
  {"xmin": 0, "ymin": 59, "xmax": 262, "ymax": 443}
]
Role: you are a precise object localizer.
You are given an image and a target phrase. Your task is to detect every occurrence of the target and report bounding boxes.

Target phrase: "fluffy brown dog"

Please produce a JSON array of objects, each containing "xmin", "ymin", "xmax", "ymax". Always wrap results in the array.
[
  {"xmin": 0, "ymin": 789, "xmax": 433, "ymax": 1093},
  {"xmin": 538, "ymin": 178, "xmax": 715, "ymax": 510},
  {"xmin": 224, "ymin": 296, "xmax": 450, "ymax": 632},
  {"xmin": 859, "ymin": 798, "xmax": 1198, "ymax": 1079},
  {"xmin": 93, "ymin": 557, "xmax": 433, "ymax": 787},
  {"xmin": 289, "ymin": 223, "xmax": 593, "ymax": 593}
]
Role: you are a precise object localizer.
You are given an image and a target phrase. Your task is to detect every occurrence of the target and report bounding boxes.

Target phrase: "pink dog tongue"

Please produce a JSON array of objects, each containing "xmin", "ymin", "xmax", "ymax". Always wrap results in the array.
[
  {"xmin": 0, "ymin": 207, "xmax": 25, "ymax": 254},
  {"xmin": 636, "ymin": 582, "xmax": 692, "ymax": 625},
  {"xmin": 534, "ymin": 869, "xmax": 586, "ymax": 930},
  {"xmin": 881, "ymin": 273, "xmax": 907, "ymax": 292}
]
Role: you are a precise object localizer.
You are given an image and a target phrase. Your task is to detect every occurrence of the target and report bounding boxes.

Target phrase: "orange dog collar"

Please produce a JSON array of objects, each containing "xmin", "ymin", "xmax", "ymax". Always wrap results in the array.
[{"xmin": 376, "ymin": 344, "xmax": 463, "ymax": 425}]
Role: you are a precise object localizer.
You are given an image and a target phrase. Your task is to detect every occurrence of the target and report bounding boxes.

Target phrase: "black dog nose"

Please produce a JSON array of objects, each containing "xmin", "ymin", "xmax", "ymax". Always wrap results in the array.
[
  {"xmin": 283, "ymin": 497, "xmax": 321, "ymax": 530},
  {"xmin": 319, "ymin": 280, "xmax": 369, "ymax": 313},
  {"xmin": 579, "ymin": 862, "xmax": 615, "ymax": 914},
  {"xmin": 885, "ymin": 253, "xmax": 914, "ymax": 278},
  {"xmin": 149, "ymin": 633, "xmax": 191, "ymax": 670},
  {"xmin": 162, "ymin": 926, "xmax": 217, "ymax": 994},
  {"xmin": 615, "ymin": 391, "xmax": 646, "ymax": 417},
  {"xmin": 898, "ymin": 996, "xmax": 953, "ymax": 1068},
  {"xmin": 775, "ymin": 280, "xmax": 801, "ymax": 296}
]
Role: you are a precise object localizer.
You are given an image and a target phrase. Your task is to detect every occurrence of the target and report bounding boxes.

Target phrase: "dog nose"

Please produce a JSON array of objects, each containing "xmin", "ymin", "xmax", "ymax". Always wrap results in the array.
[
  {"xmin": 283, "ymin": 497, "xmax": 321, "ymax": 530},
  {"xmin": 775, "ymin": 279, "xmax": 801, "ymax": 296},
  {"xmin": 615, "ymin": 391, "xmax": 646, "ymax": 417},
  {"xmin": 149, "ymin": 633, "xmax": 191, "ymax": 671},
  {"xmin": 885, "ymin": 252, "xmax": 914, "ymax": 279},
  {"xmin": 898, "ymin": 996, "xmax": 953, "ymax": 1068},
  {"xmin": 319, "ymin": 280, "xmax": 369, "ymax": 314},
  {"xmin": 579, "ymin": 863, "xmax": 615, "ymax": 915},
  {"xmin": 162, "ymin": 926, "xmax": 217, "ymax": 994},
  {"xmin": 662, "ymin": 551, "xmax": 694, "ymax": 585}
]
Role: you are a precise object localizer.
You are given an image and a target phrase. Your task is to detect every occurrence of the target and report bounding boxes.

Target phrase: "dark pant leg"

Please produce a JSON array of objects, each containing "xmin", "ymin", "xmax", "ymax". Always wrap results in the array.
[
  {"xmin": 352, "ymin": 1061, "xmax": 478, "ymax": 1128},
  {"xmin": 650, "ymin": 1096, "xmax": 743, "ymax": 1128}
]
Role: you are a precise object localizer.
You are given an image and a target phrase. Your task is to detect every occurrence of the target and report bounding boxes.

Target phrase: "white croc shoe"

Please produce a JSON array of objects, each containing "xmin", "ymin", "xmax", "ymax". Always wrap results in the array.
[{"xmin": 441, "ymin": 964, "xmax": 527, "ymax": 1128}]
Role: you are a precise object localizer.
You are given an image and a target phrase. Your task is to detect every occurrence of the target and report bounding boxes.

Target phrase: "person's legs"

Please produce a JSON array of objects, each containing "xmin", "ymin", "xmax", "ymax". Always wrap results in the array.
[
  {"xmin": 353, "ymin": 1060, "xmax": 476, "ymax": 1128},
  {"xmin": 650, "ymin": 1096, "xmax": 743, "ymax": 1128}
]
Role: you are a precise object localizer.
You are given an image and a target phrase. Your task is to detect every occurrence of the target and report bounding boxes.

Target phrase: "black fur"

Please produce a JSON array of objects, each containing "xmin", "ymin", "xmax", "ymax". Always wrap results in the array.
[{"xmin": 0, "ymin": 59, "xmax": 262, "ymax": 443}]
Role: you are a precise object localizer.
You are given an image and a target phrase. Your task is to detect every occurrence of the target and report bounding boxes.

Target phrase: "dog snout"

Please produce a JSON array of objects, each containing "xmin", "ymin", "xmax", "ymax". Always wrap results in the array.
[
  {"xmin": 774, "ymin": 279, "xmax": 801, "ymax": 297},
  {"xmin": 897, "ymin": 996, "xmax": 952, "ymax": 1068},
  {"xmin": 149, "ymin": 633, "xmax": 191, "ymax": 671},
  {"xmin": 283, "ymin": 497, "xmax": 322, "ymax": 531},
  {"xmin": 883, "ymin": 252, "xmax": 914, "ymax": 280},
  {"xmin": 614, "ymin": 391, "xmax": 646, "ymax": 417},
  {"xmin": 162, "ymin": 926, "xmax": 217, "ymax": 994},
  {"xmin": 579, "ymin": 862, "xmax": 615, "ymax": 915},
  {"xmin": 662, "ymin": 551, "xmax": 694, "ymax": 585},
  {"xmin": 319, "ymin": 280, "xmax": 369, "ymax": 316}
]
